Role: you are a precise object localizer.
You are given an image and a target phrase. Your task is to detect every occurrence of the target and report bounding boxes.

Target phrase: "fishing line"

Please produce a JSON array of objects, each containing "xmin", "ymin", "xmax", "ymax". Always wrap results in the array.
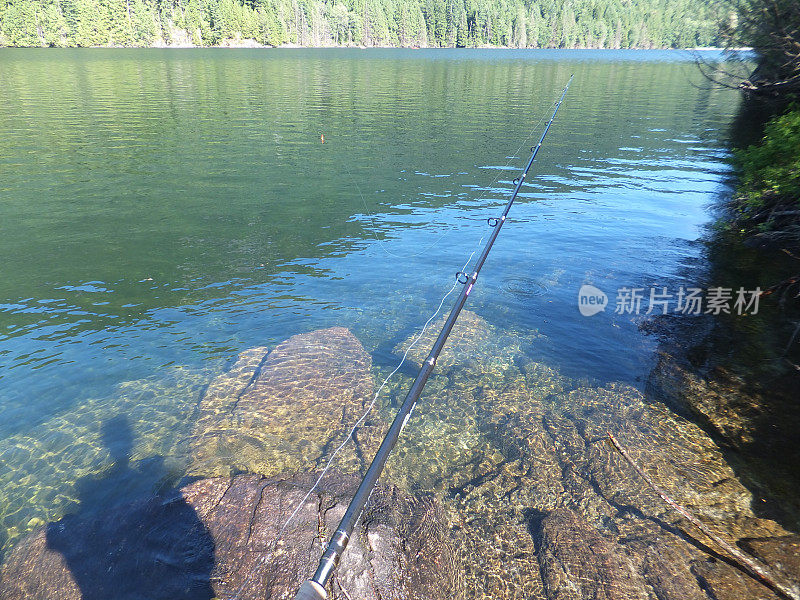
[
  {"xmin": 225, "ymin": 90, "xmax": 565, "ymax": 600},
  {"xmin": 340, "ymin": 100, "xmax": 556, "ymax": 260},
  {"xmin": 269, "ymin": 100, "xmax": 560, "ymax": 535},
  {"xmin": 227, "ymin": 239, "xmax": 484, "ymax": 600},
  {"xmin": 275, "ymin": 245, "xmax": 477, "ymax": 535},
  {"xmin": 296, "ymin": 76, "xmax": 572, "ymax": 599}
]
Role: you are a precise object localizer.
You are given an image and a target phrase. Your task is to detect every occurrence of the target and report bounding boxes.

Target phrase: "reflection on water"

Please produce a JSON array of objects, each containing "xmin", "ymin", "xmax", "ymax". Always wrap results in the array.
[{"xmin": 0, "ymin": 49, "xmax": 744, "ymax": 560}]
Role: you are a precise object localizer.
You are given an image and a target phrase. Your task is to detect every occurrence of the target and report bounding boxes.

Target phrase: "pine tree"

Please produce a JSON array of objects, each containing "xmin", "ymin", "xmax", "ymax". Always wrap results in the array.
[
  {"xmin": 61, "ymin": 0, "xmax": 107, "ymax": 45},
  {"xmin": 1, "ymin": 0, "xmax": 41, "ymax": 45},
  {"xmin": 0, "ymin": 0, "xmax": 730, "ymax": 49},
  {"xmin": 130, "ymin": 0, "xmax": 158, "ymax": 43},
  {"xmin": 455, "ymin": 0, "xmax": 466, "ymax": 46},
  {"xmin": 101, "ymin": 0, "xmax": 134, "ymax": 44}
]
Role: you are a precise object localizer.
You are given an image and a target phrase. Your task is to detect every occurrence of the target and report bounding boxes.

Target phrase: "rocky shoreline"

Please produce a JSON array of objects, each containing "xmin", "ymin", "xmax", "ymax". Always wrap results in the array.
[{"xmin": 2, "ymin": 316, "xmax": 798, "ymax": 599}]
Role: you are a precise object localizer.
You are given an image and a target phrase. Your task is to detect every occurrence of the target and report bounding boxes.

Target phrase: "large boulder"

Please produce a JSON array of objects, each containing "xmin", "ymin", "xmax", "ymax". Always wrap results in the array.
[
  {"xmin": 189, "ymin": 327, "xmax": 381, "ymax": 478},
  {"xmin": 456, "ymin": 377, "xmax": 800, "ymax": 600},
  {"xmin": 1, "ymin": 326, "xmax": 464, "ymax": 600},
  {"xmin": 531, "ymin": 508, "xmax": 649, "ymax": 600},
  {"xmin": 0, "ymin": 472, "xmax": 463, "ymax": 600}
]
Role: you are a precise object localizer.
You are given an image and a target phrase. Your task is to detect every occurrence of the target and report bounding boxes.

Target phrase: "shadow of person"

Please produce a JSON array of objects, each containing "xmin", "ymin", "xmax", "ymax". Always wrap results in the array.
[{"xmin": 44, "ymin": 415, "xmax": 215, "ymax": 600}]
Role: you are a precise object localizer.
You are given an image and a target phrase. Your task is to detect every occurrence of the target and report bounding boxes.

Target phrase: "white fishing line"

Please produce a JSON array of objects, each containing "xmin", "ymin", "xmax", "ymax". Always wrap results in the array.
[
  {"xmin": 344, "ymin": 100, "xmax": 556, "ymax": 260},
  {"xmin": 277, "ymin": 235, "xmax": 485, "ymax": 534},
  {"xmin": 227, "ymin": 98, "xmax": 560, "ymax": 599},
  {"xmin": 226, "ymin": 237, "xmax": 484, "ymax": 600}
]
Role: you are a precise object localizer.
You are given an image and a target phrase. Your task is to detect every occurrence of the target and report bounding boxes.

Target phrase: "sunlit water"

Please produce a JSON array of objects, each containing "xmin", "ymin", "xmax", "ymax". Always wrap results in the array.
[{"xmin": 0, "ymin": 48, "xmax": 741, "ymax": 558}]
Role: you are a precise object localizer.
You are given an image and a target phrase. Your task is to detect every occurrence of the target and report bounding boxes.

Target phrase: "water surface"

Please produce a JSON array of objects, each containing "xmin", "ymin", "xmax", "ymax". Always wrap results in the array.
[{"xmin": 0, "ymin": 48, "xmax": 741, "ymax": 556}]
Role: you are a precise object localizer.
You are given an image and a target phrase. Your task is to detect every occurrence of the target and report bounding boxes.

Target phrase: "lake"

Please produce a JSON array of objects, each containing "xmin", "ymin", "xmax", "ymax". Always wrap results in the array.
[{"xmin": 0, "ymin": 49, "xmax": 741, "ymax": 565}]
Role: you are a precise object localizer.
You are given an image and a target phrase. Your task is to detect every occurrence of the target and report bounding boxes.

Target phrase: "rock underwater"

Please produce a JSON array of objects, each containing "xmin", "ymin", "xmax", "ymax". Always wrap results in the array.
[
  {"xmin": 189, "ymin": 326, "xmax": 383, "ymax": 478},
  {"xmin": 387, "ymin": 311, "xmax": 800, "ymax": 600},
  {"xmin": 3, "ymin": 317, "xmax": 799, "ymax": 600},
  {"xmin": 0, "ymin": 327, "xmax": 463, "ymax": 600},
  {"xmin": 0, "ymin": 471, "xmax": 463, "ymax": 600}
]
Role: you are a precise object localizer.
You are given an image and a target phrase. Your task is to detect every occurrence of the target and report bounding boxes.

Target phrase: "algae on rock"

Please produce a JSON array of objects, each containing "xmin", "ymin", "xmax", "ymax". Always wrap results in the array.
[{"xmin": 189, "ymin": 327, "xmax": 383, "ymax": 478}]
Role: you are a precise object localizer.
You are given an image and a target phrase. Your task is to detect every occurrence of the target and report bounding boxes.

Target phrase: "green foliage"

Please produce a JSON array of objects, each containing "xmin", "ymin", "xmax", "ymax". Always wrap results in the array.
[
  {"xmin": 1, "ymin": 0, "xmax": 42, "ymax": 46},
  {"xmin": 735, "ymin": 106, "xmax": 800, "ymax": 211},
  {"xmin": 131, "ymin": 0, "xmax": 158, "ymax": 43},
  {"xmin": 0, "ymin": 0, "xmax": 725, "ymax": 47},
  {"xmin": 62, "ymin": 0, "xmax": 108, "ymax": 46},
  {"xmin": 720, "ymin": 0, "xmax": 800, "ymax": 96},
  {"xmin": 102, "ymin": 0, "xmax": 135, "ymax": 46},
  {"xmin": 718, "ymin": 0, "xmax": 800, "ymax": 240}
]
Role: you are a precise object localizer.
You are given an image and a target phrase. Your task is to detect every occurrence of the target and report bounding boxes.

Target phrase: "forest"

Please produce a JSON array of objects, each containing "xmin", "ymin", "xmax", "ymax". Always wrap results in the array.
[
  {"xmin": 718, "ymin": 0, "xmax": 800, "ymax": 243},
  {"xmin": 0, "ymin": 0, "xmax": 726, "ymax": 48}
]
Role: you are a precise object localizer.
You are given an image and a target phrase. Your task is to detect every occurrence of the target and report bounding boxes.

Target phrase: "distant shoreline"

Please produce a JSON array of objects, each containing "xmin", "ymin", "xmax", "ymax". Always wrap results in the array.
[{"xmin": 0, "ymin": 43, "xmax": 751, "ymax": 51}]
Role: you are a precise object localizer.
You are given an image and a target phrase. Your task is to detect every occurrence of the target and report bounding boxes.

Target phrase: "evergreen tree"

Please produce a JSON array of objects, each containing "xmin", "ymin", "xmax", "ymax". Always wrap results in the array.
[
  {"xmin": 2, "ymin": 0, "xmax": 42, "ymax": 46},
  {"xmin": 62, "ymin": 0, "xmax": 107, "ymax": 45},
  {"xmin": 0, "ymin": 0, "xmax": 729, "ymax": 48},
  {"xmin": 102, "ymin": 0, "xmax": 135, "ymax": 45}
]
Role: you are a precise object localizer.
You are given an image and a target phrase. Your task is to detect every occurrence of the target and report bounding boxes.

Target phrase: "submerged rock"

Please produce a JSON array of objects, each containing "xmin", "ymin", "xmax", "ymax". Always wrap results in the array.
[
  {"xmin": 0, "ymin": 367, "xmax": 208, "ymax": 562},
  {"xmin": 190, "ymin": 327, "xmax": 382, "ymax": 478},
  {"xmin": 381, "ymin": 309, "xmax": 799, "ymax": 600},
  {"xmin": 740, "ymin": 535, "xmax": 800, "ymax": 584},
  {"xmin": 0, "ymin": 472, "xmax": 463, "ymax": 600},
  {"xmin": 649, "ymin": 350, "xmax": 800, "ymax": 528},
  {"xmin": 394, "ymin": 309, "xmax": 527, "ymax": 373},
  {"xmin": 384, "ymin": 313, "xmax": 552, "ymax": 495},
  {"xmin": 386, "ymin": 321, "xmax": 568, "ymax": 598},
  {"xmin": 6, "ymin": 318, "xmax": 798, "ymax": 600},
  {"xmin": 649, "ymin": 353, "xmax": 761, "ymax": 447},
  {"xmin": 0, "ymin": 484, "xmax": 214, "ymax": 600},
  {"xmin": 531, "ymin": 507, "xmax": 649, "ymax": 600},
  {"xmin": 454, "ymin": 378, "xmax": 799, "ymax": 600}
]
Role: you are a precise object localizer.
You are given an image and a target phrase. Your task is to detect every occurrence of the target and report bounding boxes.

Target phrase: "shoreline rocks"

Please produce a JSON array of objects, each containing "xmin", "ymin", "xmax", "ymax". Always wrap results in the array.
[
  {"xmin": 387, "ymin": 312, "xmax": 799, "ymax": 599},
  {"xmin": 0, "ymin": 471, "xmax": 463, "ymax": 600},
  {"xmin": 649, "ymin": 349, "xmax": 800, "ymax": 530},
  {"xmin": 3, "ymin": 321, "xmax": 798, "ymax": 600}
]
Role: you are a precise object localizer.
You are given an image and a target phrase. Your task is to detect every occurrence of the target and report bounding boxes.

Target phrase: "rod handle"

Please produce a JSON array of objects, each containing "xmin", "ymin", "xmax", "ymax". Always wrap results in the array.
[{"xmin": 294, "ymin": 580, "xmax": 328, "ymax": 600}]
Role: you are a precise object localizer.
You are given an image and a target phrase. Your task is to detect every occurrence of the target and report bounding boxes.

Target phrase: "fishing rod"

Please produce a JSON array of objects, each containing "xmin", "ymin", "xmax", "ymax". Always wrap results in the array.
[{"xmin": 294, "ymin": 75, "xmax": 573, "ymax": 600}]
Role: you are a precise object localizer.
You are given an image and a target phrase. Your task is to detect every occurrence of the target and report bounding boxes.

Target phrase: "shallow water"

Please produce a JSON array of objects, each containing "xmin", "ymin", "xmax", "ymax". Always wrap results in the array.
[{"xmin": 0, "ymin": 48, "xmax": 742, "ymax": 558}]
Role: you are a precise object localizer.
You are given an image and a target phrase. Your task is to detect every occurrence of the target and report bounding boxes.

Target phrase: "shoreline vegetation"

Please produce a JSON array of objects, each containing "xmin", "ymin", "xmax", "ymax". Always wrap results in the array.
[
  {"xmin": 715, "ymin": 0, "xmax": 800, "ymax": 244},
  {"xmin": 731, "ymin": 104, "xmax": 800, "ymax": 245},
  {"xmin": 0, "ymin": 41, "xmax": 746, "ymax": 49},
  {"xmin": 0, "ymin": 0, "xmax": 726, "ymax": 49},
  {"xmin": 649, "ymin": 0, "xmax": 800, "ymax": 543}
]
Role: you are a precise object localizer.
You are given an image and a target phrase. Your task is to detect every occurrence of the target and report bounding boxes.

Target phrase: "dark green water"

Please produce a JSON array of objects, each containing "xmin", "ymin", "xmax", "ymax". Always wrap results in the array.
[{"xmin": 0, "ymin": 48, "xmax": 741, "ymax": 556}]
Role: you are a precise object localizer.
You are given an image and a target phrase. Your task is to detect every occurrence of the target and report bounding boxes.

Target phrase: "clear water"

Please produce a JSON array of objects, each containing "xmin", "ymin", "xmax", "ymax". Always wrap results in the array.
[{"xmin": 0, "ymin": 48, "xmax": 741, "ymax": 557}]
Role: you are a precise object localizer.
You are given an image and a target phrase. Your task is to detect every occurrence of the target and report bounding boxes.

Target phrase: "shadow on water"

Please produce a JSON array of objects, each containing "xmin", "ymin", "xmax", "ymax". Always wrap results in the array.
[
  {"xmin": 646, "ymin": 177, "xmax": 800, "ymax": 532},
  {"xmin": 728, "ymin": 93, "xmax": 792, "ymax": 149},
  {"xmin": 44, "ymin": 416, "xmax": 215, "ymax": 600}
]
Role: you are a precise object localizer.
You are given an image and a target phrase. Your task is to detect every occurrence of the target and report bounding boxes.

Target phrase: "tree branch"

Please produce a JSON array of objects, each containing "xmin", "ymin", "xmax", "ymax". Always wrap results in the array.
[{"xmin": 606, "ymin": 432, "xmax": 800, "ymax": 600}]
